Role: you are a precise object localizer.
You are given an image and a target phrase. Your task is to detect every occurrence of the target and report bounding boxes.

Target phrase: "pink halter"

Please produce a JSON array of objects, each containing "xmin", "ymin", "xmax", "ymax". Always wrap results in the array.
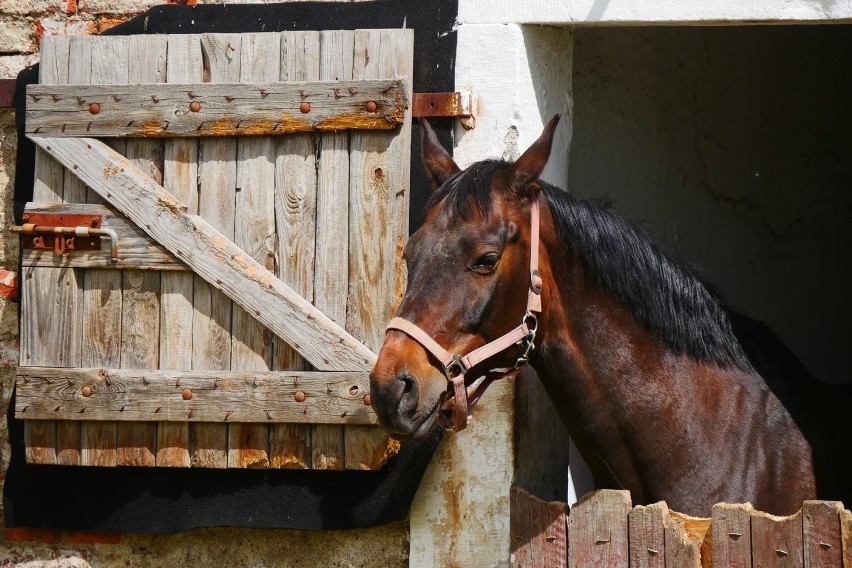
[{"xmin": 385, "ymin": 190, "xmax": 543, "ymax": 431}]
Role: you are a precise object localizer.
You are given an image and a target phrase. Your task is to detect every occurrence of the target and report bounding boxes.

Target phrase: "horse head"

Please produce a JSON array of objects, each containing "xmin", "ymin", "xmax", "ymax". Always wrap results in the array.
[{"xmin": 370, "ymin": 116, "xmax": 560, "ymax": 440}]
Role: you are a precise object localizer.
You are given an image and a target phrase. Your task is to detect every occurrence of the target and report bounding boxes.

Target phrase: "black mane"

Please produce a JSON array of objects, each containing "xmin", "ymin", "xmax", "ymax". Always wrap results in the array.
[{"xmin": 429, "ymin": 159, "xmax": 752, "ymax": 371}]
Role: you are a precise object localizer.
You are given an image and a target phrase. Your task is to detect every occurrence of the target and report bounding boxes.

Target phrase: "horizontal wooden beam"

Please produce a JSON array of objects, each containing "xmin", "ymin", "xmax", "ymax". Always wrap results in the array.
[
  {"xmin": 26, "ymin": 79, "xmax": 407, "ymax": 137},
  {"xmin": 20, "ymin": 202, "xmax": 184, "ymax": 270},
  {"xmin": 30, "ymin": 135, "xmax": 378, "ymax": 372},
  {"xmin": 16, "ymin": 367, "xmax": 376, "ymax": 424}
]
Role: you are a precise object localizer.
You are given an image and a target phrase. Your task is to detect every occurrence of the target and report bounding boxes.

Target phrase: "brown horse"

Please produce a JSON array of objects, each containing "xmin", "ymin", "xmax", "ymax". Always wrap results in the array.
[{"xmin": 371, "ymin": 115, "xmax": 847, "ymax": 516}]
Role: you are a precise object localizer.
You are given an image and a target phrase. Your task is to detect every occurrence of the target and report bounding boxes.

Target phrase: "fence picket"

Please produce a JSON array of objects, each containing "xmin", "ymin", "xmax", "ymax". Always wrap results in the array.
[
  {"xmin": 568, "ymin": 489, "xmax": 631, "ymax": 568},
  {"xmin": 803, "ymin": 501, "xmax": 843, "ymax": 568}
]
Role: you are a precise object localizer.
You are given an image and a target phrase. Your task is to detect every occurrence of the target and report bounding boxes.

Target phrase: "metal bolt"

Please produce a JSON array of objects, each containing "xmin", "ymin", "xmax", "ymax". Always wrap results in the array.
[
  {"xmin": 81, "ymin": 386, "xmax": 92, "ymax": 397},
  {"xmin": 189, "ymin": 101, "xmax": 201, "ymax": 112},
  {"xmin": 182, "ymin": 388, "xmax": 192, "ymax": 400},
  {"xmin": 294, "ymin": 390, "xmax": 306, "ymax": 403},
  {"xmin": 299, "ymin": 102, "xmax": 311, "ymax": 113},
  {"xmin": 366, "ymin": 101, "xmax": 377, "ymax": 112},
  {"xmin": 363, "ymin": 394, "xmax": 371, "ymax": 406}
]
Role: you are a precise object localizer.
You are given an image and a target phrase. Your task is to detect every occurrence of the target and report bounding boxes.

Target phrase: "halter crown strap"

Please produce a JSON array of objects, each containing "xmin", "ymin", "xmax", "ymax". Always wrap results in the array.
[{"xmin": 385, "ymin": 191, "xmax": 543, "ymax": 431}]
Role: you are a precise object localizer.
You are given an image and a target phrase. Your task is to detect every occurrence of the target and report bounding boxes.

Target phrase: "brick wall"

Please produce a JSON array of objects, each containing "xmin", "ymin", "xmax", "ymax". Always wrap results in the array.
[{"xmin": 0, "ymin": 1, "xmax": 408, "ymax": 565}]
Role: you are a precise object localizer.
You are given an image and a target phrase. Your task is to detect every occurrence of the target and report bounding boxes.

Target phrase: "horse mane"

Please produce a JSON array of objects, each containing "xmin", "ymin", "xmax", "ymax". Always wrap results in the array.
[{"xmin": 428, "ymin": 159, "xmax": 752, "ymax": 371}]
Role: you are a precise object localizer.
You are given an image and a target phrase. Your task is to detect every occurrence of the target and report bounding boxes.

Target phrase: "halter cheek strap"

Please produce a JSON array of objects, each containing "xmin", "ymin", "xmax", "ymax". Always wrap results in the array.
[{"xmin": 385, "ymin": 191, "xmax": 543, "ymax": 431}]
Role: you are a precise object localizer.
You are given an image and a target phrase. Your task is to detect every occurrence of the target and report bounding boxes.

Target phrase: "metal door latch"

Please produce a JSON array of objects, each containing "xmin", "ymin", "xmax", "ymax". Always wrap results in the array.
[{"xmin": 10, "ymin": 213, "xmax": 118, "ymax": 262}]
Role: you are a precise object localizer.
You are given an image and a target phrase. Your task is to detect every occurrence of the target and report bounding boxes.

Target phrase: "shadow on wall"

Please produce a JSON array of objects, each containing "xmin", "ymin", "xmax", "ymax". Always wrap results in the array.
[{"xmin": 568, "ymin": 24, "xmax": 852, "ymax": 385}]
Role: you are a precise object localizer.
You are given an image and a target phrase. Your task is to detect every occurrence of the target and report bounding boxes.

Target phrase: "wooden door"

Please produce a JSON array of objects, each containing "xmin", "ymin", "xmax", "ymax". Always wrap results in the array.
[{"xmin": 16, "ymin": 29, "xmax": 412, "ymax": 471}]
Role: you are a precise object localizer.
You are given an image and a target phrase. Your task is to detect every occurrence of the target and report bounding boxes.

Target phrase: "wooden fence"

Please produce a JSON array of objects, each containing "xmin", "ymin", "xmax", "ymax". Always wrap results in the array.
[{"xmin": 511, "ymin": 487, "xmax": 852, "ymax": 567}]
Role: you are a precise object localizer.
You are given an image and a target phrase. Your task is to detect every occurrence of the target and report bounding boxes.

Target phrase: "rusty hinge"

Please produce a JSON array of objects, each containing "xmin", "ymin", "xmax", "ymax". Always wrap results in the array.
[
  {"xmin": 412, "ymin": 91, "xmax": 472, "ymax": 118},
  {"xmin": 10, "ymin": 213, "xmax": 118, "ymax": 262}
]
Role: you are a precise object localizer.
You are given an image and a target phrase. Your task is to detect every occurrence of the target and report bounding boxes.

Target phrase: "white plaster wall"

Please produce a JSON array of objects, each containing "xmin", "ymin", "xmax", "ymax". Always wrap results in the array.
[
  {"xmin": 567, "ymin": 25, "xmax": 852, "ymax": 385},
  {"xmin": 408, "ymin": 22, "xmax": 574, "ymax": 568},
  {"xmin": 460, "ymin": 0, "xmax": 852, "ymax": 25}
]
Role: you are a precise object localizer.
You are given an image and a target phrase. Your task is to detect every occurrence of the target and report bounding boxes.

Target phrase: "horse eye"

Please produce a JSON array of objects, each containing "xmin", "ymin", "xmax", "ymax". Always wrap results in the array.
[{"xmin": 471, "ymin": 253, "xmax": 500, "ymax": 273}]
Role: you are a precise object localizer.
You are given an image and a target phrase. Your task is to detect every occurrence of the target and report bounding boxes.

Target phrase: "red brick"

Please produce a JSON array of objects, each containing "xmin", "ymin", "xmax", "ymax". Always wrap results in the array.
[
  {"xmin": 64, "ymin": 530, "xmax": 121, "ymax": 545},
  {"xmin": 96, "ymin": 17, "xmax": 126, "ymax": 32},
  {"xmin": 166, "ymin": 0, "xmax": 197, "ymax": 4},
  {"xmin": 35, "ymin": 18, "xmax": 97, "ymax": 48},
  {"xmin": 4, "ymin": 527, "xmax": 63, "ymax": 544},
  {"xmin": 0, "ymin": 269, "xmax": 18, "ymax": 301}
]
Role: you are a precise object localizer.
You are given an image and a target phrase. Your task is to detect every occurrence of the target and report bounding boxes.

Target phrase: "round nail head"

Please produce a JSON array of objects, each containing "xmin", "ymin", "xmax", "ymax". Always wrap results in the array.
[
  {"xmin": 366, "ymin": 101, "xmax": 377, "ymax": 112},
  {"xmin": 299, "ymin": 102, "xmax": 311, "ymax": 113},
  {"xmin": 294, "ymin": 390, "xmax": 306, "ymax": 403},
  {"xmin": 89, "ymin": 103, "xmax": 100, "ymax": 114},
  {"xmin": 182, "ymin": 388, "xmax": 192, "ymax": 400},
  {"xmin": 363, "ymin": 394, "xmax": 371, "ymax": 406},
  {"xmin": 82, "ymin": 386, "xmax": 92, "ymax": 397},
  {"xmin": 189, "ymin": 101, "xmax": 201, "ymax": 112}
]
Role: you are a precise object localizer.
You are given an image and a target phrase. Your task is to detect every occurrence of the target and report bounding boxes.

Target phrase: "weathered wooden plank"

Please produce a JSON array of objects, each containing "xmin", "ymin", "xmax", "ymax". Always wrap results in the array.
[
  {"xmin": 841, "ymin": 508, "xmax": 852, "ymax": 568},
  {"xmin": 32, "ymin": 35, "xmax": 69, "ymax": 203},
  {"xmin": 344, "ymin": 28, "xmax": 413, "ymax": 471},
  {"xmin": 25, "ymin": 79, "xmax": 406, "ymax": 137},
  {"xmin": 310, "ymin": 29, "xmax": 353, "ymax": 472},
  {"xmin": 751, "ymin": 508, "xmax": 804, "ymax": 568},
  {"xmin": 21, "ymin": 202, "xmax": 184, "ymax": 270},
  {"xmin": 229, "ymin": 32, "xmax": 280, "ymax": 469},
  {"xmin": 190, "ymin": 32, "xmax": 242, "ymax": 469},
  {"xmin": 803, "ymin": 501, "xmax": 843, "ymax": 568},
  {"xmin": 271, "ymin": 31, "xmax": 326, "ymax": 470},
  {"xmin": 664, "ymin": 511, "xmax": 708, "ymax": 568},
  {"xmin": 28, "ymin": 137, "xmax": 377, "ymax": 370},
  {"xmin": 52, "ymin": 36, "xmax": 88, "ymax": 463},
  {"xmin": 61, "ymin": 35, "xmax": 93, "ymax": 204},
  {"xmin": 16, "ymin": 368, "xmax": 375, "ymax": 424},
  {"xmin": 24, "ymin": 34, "xmax": 72, "ymax": 465},
  {"xmin": 510, "ymin": 485, "xmax": 568, "ymax": 568},
  {"xmin": 567, "ymin": 490, "xmax": 632, "ymax": 568},
  {"xmin": 157, "ymin": 33, "xmax": 202, "ymax": 468},
  {"xmin": 711, "ymin": 503, "xmax": 753, "ymax": 568},
  {"xmin": 116, "ymin": 269, "xmax": 160, "ymax": 466},
  {"xmin": 79, "ymin": 34, "xmax": 129, "ymax": 468},
  {"xmin": 629, "ymin": 502, "xmax": 668, "ymax": 568}
]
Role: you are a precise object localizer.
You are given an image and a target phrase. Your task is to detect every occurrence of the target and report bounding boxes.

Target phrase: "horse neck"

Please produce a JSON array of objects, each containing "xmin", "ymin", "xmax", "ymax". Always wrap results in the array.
[{"xmin": 530, "ymin": 205, "xmax": 740, "ymax": 500}]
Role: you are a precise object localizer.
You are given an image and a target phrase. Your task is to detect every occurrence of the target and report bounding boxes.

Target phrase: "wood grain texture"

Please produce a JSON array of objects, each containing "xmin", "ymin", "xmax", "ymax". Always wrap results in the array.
[
  {"xmin": 16, "ymin": 368, "xmax": 374, "ymax": 424},
  {"xmin": 711, "ymin": 503, "xmax": 753, "ymax": 568},
  {"xmin": 803, "ymin": 500, "xmax": 843, "ymax": 568},
  {"xmin": 510, "ymin": 485, "xmax": 568, "ymax": 568},
  {"xmin": 312, "ymin": 29, "xmax": 355, "ymax": 471},
  {"xmin": 26, "ymin": 79, "xmax": 406, "ymax": 137},
  {"xmin": 157, "ymin": 33, "xmax": 202, "ymax": 468},
  {"xmin": 114, "ymin": 34, "xmax": 167, "ymax": 468},
  {"xmin": 629, "ymin": 502, "xmax": 668, "ymax": 568},
  {"xmin": 228, "ymin": 32, "xmax": 280, "ymax": 469},
  {"xmin": 23, "ymin": 33, "xmax": 72, "ymax": 465},
  {"xmin": 344, "ymin": 28, "xmax": 412, "ymax": 470},
  {"xmin": 79, "ymin": 34, "xmax": 129, "ymax": 468},
  {"xmin": 20, "ymin": 202, "xmax": 184, "ymax": 270},
  {"xmin": 30, "ymin": 136, "xmax": 377, "ymax": 371},
  {"xmin": 190, "ymin": 32, "xmax": 242, "ymax": 469},
  {"xmin": 841, "ymin": 507, "xmax": 852, "ymax": 568},
  {"xmin": 272, "ymin": 31, "xmax": 328, "ymax": 470},
  {"xmin": 61, "ymin": 35, "xmax": 92, "ymax": 204},
  {"xmin": 751, "ymin": 508, "xmax": 804, "ymax": 568},
  {"xmin": 663, "ymin": 511, "xmax": 708, "ymax": 568},
  {"xmin": 567, "ymin": 490, "xmax": 631, "ymax": 568}
]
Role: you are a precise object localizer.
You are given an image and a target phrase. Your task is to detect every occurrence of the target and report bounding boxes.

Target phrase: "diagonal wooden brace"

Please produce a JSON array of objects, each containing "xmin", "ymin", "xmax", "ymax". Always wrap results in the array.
[{"xmin": 30, "ymin": 135, "xmax": 377, "ymax": 372}]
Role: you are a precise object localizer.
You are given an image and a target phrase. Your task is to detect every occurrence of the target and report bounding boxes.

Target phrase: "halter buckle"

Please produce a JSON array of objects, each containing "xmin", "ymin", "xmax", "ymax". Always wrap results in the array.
[{"xmin": 444, "ymin": 355, "xmax": 468, "ymax": 380}]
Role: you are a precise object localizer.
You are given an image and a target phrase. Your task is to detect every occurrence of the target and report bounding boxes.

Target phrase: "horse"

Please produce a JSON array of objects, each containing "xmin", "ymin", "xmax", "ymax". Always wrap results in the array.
[{"xmin": 369, "ymin": 115, "xmax": 851, "ymax": 517}]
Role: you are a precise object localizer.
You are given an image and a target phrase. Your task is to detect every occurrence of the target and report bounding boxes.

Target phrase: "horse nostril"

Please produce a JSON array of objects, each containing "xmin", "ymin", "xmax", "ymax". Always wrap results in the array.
[{"xmin": 397, "ymin": 372, "xmax": 419, "ymax": 417}]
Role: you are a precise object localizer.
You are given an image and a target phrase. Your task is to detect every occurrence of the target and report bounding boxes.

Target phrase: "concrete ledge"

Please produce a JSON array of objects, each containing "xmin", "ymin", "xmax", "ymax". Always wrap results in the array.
[{"xmin": 460, "ymin": 0, "xmax": 852, "ymax": 25}]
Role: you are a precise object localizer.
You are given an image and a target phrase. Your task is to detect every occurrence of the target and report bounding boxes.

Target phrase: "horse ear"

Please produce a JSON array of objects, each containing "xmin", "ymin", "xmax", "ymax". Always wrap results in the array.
[
  {"xmin": 420, "ymin": 118, "xmax": 460, "ymax": 189},
  {"xmin": 498, "ymin": 114, "xmax": 560, "ymax": 192}
]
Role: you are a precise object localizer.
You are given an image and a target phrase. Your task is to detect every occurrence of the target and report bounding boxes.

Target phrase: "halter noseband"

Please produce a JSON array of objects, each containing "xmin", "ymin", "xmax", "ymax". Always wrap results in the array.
[{"xmin": 385, "ymin": 190, "xmax": 543, "ymax": 431}]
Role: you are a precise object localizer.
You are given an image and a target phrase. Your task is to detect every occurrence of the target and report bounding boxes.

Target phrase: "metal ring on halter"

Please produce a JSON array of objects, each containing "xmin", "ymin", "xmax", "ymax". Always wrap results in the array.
[{"xmin": 444, "ymin": 354, "xmax": 468, "ymax": 380}]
